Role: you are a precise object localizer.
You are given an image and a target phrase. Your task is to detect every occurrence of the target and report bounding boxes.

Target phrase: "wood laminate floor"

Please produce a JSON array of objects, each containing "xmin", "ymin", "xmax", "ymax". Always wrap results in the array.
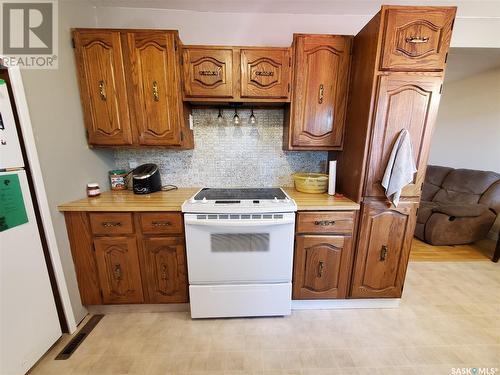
[
  {"xmin": 410, "ymin": 238, "xmax": 496, "ymax": 262},
  {"xmin": 29, "ymin": 262, "xmax": 499, "ymax": 375}
]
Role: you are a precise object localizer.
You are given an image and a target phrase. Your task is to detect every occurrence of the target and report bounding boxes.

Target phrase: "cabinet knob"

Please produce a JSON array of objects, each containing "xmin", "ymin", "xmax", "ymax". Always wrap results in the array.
[
  {"xmin": 380, "ymin": 245, "xmax": 388, "ymax": 261},
  {"xmin": 314, "ymin": 220, "xmax": 336, "ymax": 226},
  {"xmin": 317, "ymin": 261, "xmax": 324, "ymax": 277},
  {"xmin": 161, "ymin": 264, "xmax": 168, "ymax": 280},
  {"xmin": 152, "ymin": 221, "xmax": 171, "ymax": 227},
  {"xmin": 98, "ymin": 80, "xmax": 107, "ymax": 101},
  {"xmin": 113, "ymin": 264, "xmax": 122, "ymax": 280},
  {"xmin": 152, "ymin": 81, "xmax": 159, "ymax": 102},
  {"xmin": 102, "ymin": 221, "xmax": 122, "ymax": 227},
  {"xmin": 405, "ymin": 36, "xmax": 429, "ymax": 44},
  {"xmin": 318, "ymin": 83, "xmax": 324, "ymax": 104}
]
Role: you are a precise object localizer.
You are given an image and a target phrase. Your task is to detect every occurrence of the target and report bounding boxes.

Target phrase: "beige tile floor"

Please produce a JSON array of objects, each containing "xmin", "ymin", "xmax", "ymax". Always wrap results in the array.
[{"xmin": 30, "ymin": 261, "xmax": 500, "ymax": 375}]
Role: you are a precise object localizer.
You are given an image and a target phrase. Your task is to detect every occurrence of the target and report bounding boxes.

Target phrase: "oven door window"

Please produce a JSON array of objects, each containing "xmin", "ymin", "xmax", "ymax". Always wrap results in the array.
[{"xmin": 211, "ymin": 233, "xmax": 270, "ymax": 252}]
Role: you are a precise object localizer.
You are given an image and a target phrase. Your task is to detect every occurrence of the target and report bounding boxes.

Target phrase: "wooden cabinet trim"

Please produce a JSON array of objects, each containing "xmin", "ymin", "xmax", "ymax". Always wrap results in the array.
[{"xmin": 64, "ymin": 212, "xmax": 102, "ymax": 305}]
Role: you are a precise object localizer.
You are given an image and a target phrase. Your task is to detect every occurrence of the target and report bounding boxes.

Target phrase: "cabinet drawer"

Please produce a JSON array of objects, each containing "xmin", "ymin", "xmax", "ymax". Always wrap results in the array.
[
  {"xmin": 139, "ymin": 213, "xmax": 183, "ymax": 235},
  {"xmin": 380, "ymin": 7, "xmax": 455, "ymax": 71},
  {"xmin": 297, "ymin": 211, "xmax": 354, "ymax": 234},
  {"xmin": 89, "ymin": 213, "xmax": 134, "ymax": 235}
]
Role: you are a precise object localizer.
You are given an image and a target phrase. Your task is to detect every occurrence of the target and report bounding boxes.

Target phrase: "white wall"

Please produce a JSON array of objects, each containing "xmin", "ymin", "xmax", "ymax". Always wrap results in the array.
[
  {"xmin": 429, "ymin": 67, "xmax": 500, "ymax": 173},
  {"xmin": 92, "ymin": 6, "xmax": 500, "ymax": 48},
  {"xmin": 20, "ymin": 1, "xmax": 113, "ymax": 326}
]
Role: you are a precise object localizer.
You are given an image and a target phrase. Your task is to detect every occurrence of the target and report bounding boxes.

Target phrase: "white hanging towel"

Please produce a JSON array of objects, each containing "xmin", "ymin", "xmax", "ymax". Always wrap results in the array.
[{"xmin": 381, "ymin": 129, "xmax": 417, "ymax": 206}]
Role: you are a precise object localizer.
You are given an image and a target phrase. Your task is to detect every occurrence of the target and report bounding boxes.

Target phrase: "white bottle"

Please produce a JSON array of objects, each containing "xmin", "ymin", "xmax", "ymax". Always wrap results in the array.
[{"xmin": 328, "ymin": 160, "xmax": 336, "ymax": 196}]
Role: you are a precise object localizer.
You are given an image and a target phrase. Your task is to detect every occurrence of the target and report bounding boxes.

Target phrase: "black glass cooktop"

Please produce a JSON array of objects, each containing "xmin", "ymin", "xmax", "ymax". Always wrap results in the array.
[{"xmin": 194, "ymin": 188, "xmax": 287, "ymax": 201}]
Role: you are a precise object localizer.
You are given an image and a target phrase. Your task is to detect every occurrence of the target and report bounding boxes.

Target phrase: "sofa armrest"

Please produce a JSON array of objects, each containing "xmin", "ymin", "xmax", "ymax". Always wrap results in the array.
[{"xmin": 432, "ymin": 203, "xmax": 488, "ymax": 218}]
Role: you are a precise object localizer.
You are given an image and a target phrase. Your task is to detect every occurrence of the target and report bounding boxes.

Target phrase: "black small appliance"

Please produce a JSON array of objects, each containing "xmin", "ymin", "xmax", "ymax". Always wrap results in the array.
[{"xmin": 132, "ymin": 163, "xmax": 161, "ymax": 194}]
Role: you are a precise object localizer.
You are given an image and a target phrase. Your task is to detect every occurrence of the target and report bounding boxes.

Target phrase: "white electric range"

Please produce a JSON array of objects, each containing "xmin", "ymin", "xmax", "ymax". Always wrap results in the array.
[{"xmin": 182, "ymin": 188, "xmax": 297, "ymax": 318}]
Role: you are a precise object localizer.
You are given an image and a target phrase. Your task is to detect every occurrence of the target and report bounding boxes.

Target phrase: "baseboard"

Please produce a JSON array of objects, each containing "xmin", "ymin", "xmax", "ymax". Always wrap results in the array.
[
  {"xmin": 86, "ymin": 299, "xmax": 401, "ymax": 315},
  {"xmin": 291, "ymin": 298, "xmax": 400, "ymax": 310},
  {"xmin": 86, "ymin": 303, "xmax": 189, "ymax": 314}
]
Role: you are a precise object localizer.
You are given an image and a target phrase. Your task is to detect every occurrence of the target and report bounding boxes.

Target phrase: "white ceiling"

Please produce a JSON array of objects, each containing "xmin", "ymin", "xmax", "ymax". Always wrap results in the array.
[
  {"xmin": 87, "ymin": 0, "xmax": 500, "ymax": 18},
  {"xmin": 445, "ymin": 48, "xmax": 500, "ymax": 82}
]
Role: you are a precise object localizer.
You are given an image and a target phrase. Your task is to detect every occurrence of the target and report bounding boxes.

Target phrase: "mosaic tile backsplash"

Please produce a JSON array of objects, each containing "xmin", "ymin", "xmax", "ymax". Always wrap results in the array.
[{"xmin": 114, "ymin": 109, "xmax": 328, "ymax": 188}]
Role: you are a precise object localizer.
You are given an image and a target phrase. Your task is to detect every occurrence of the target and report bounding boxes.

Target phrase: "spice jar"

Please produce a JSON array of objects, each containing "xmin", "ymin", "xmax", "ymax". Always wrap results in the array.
[
  {"xmin": 87, "ymin": 183, "xmax": 101, "ymax": 197},
  {"xmin": 109, "ymin": 169, "xmax": 128, "ymax": 190}
]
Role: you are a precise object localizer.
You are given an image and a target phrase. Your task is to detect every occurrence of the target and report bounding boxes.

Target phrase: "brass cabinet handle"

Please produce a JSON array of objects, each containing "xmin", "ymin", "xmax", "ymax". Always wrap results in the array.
[
  {"xmin": 314, "ymin": 220, "xmax": 336, "ymax": 226},
  {"xmin": 318, "ymin": 84, "xmax": 324, "ymax": 104},
  {"xmin": 113, "ymin": 264, "xmax": 122, "ymax": 280},
  {"xmin": 152, "ymin": 81, "xmax": 159, "ymax": 102},
  {"xmin": 317, "ymin": 261, "xmax": 324, "ymax": 278},
  {"xmin": 161, "ymin": 264, "xmax": 167, "ymax": 280},
  {"xmin": 380, "ymin": 245, "xmax": 388, "ymax": 261},
  {"xmin": 152, "ymin": 221, "xmax": 171, "ymax": 227},
  {"xmin": 102, "ymin": 221, "xmax": 122, "ymax": 227},
  {"xmin": 405, "ymin": 36, "xmax": 429, "ymax": 44},
  {"xmin": 98, "ymin": 80, "xmax": 107, "ymax": 101}
]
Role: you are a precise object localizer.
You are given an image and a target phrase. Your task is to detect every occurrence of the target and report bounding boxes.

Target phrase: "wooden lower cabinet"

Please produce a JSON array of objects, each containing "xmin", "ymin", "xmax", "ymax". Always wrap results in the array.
[
  {"xmin": 350, "ymin": 200, "xmax": 418, "ymax": 298},
  {"xmin": 94, "ymin": 236, "xmax": 144, "ymax": 304},
  {"xmin": 293, "ymin": 235, "xmax": 353, "ymax": 299},
  {"xmin": 64, "ymin": 211, "xmax": 188, "ymax": 305},
  {"xmin": 140, "ymin": 237, "xmax": 188, "ymax": 303}
]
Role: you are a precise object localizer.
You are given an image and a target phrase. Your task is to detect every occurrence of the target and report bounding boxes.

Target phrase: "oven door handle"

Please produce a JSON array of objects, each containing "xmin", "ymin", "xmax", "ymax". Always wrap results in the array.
[{"xmin": 184, "ymin": 218, "xmax": 295, "ymax": 226}]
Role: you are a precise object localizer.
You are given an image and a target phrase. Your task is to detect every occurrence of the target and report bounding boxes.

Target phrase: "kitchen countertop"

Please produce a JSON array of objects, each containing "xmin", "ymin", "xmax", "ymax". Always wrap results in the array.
[{"xmin": 58, "ymin": 187, "xmax": 360, "ymax": 212}]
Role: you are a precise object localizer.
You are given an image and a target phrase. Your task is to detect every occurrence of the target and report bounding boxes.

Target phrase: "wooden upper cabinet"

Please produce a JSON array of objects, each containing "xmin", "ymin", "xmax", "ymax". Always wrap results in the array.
[
  {"xmin": 182, "ymin": 47, "xmax": 234, "ymax": 98},
  {"xmin": 365, "ymin": 75, "xmax": 442, "ymax": 198},
  {"xmin": 350, "ymin": 200, "xmax": 417, "ymax": 298},
  {"xmin": 240, "ymin": 48, "xmax": 291, "ymax": 99},
  {"xmin": 293, "ymin": 235, "xmax": 353, "ymax": 299},
  {"xmin": 140, "ymin": 236, "xmax": 188, "ymax": 303},
  {"xmin": 93, "ymin": 236, "xmax": 144, "ymax": 304},
  {"xmin": 286, "ymin": 34, "xmax": 352, "ymax": 150},
  {"xmin": 380, "ymin": 6, "xmax": 456, "ymax": 71},
  {"xmin": 125, "ymin": 31, "xmax": 183, "ymax": 146},
  {"xmin": 73, "ymin": 30, "xmax": 133, "ymax": 145}
]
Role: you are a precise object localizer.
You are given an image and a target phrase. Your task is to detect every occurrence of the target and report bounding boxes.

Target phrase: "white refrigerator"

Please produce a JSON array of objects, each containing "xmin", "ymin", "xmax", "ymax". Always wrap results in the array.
[{"xmin": 0, "ymin": 79, "xmax": 61, "ymax": 374}]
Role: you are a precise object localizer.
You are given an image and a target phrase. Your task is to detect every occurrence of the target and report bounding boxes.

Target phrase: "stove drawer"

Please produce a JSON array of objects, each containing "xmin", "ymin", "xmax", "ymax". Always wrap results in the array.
[
  {"xmin": 189, "ymin": 283, "xmax": 292, "ymax": 318},
  {"xmin": 139, "ymin": 213, "xmax": 183, "ymax": 235},
  {"xmin": 297, "ymin": 211, "xmax": 354, "ymax": 234}
]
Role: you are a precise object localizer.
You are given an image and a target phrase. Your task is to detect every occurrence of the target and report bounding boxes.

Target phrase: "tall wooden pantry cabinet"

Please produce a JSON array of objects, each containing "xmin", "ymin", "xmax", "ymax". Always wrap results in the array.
[{"xmin": 332, "ymin": 6, "xmax": 456, "ymax": 298}]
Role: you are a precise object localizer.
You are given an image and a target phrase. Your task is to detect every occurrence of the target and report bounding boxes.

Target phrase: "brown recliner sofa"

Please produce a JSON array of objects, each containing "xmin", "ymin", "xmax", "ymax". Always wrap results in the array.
[{"xmin": 415, "ymin": 165, "xmax": 500, "ymax": 248}]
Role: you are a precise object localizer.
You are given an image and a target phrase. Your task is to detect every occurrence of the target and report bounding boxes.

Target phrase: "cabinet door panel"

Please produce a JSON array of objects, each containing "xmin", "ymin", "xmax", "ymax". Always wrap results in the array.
[
  {"xmin": 240, "ymin": 49, "xmax": 291, "ymax": 99},
  {"xmin": 73, "ymin": 30, "xmax": 132, "ymax": 145},
  {"xmin": 141, "ymin": 237, "xmax": 188, "ymax": 303},
  {"xmin": 293, "ymin": 235, "xmax": 352, "ymax": 299},
  {"xmin": 94, "ymin": 237, "xmax": 144, "ymax": 304},
  {"xmin": 182, "ymin": 48, "xmax": 233, "ymax": 98},
  {"xmin": 381, "ymin": 7, "xmax": 456, "ymax": 71},
  {"xmin": 290, "ymin": 35, "xmax": 351, "ymax": 149},
  {"xmin": 365, "ymin": 75, "xmax": 442, "ymax": 198},
  {"xmin": 350, "ymin": 200, "xmax": 417, "ymax": 298},
  {"xmin": 127, "ymin": 32, "xmax": 182, "ymax": 145}
]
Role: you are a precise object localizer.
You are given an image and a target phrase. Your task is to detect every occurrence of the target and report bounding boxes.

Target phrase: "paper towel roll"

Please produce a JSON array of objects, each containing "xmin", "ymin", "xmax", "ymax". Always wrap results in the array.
[{"xmin": 328, "ymin": 160, "xmax": 336, "ymax": 196}]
